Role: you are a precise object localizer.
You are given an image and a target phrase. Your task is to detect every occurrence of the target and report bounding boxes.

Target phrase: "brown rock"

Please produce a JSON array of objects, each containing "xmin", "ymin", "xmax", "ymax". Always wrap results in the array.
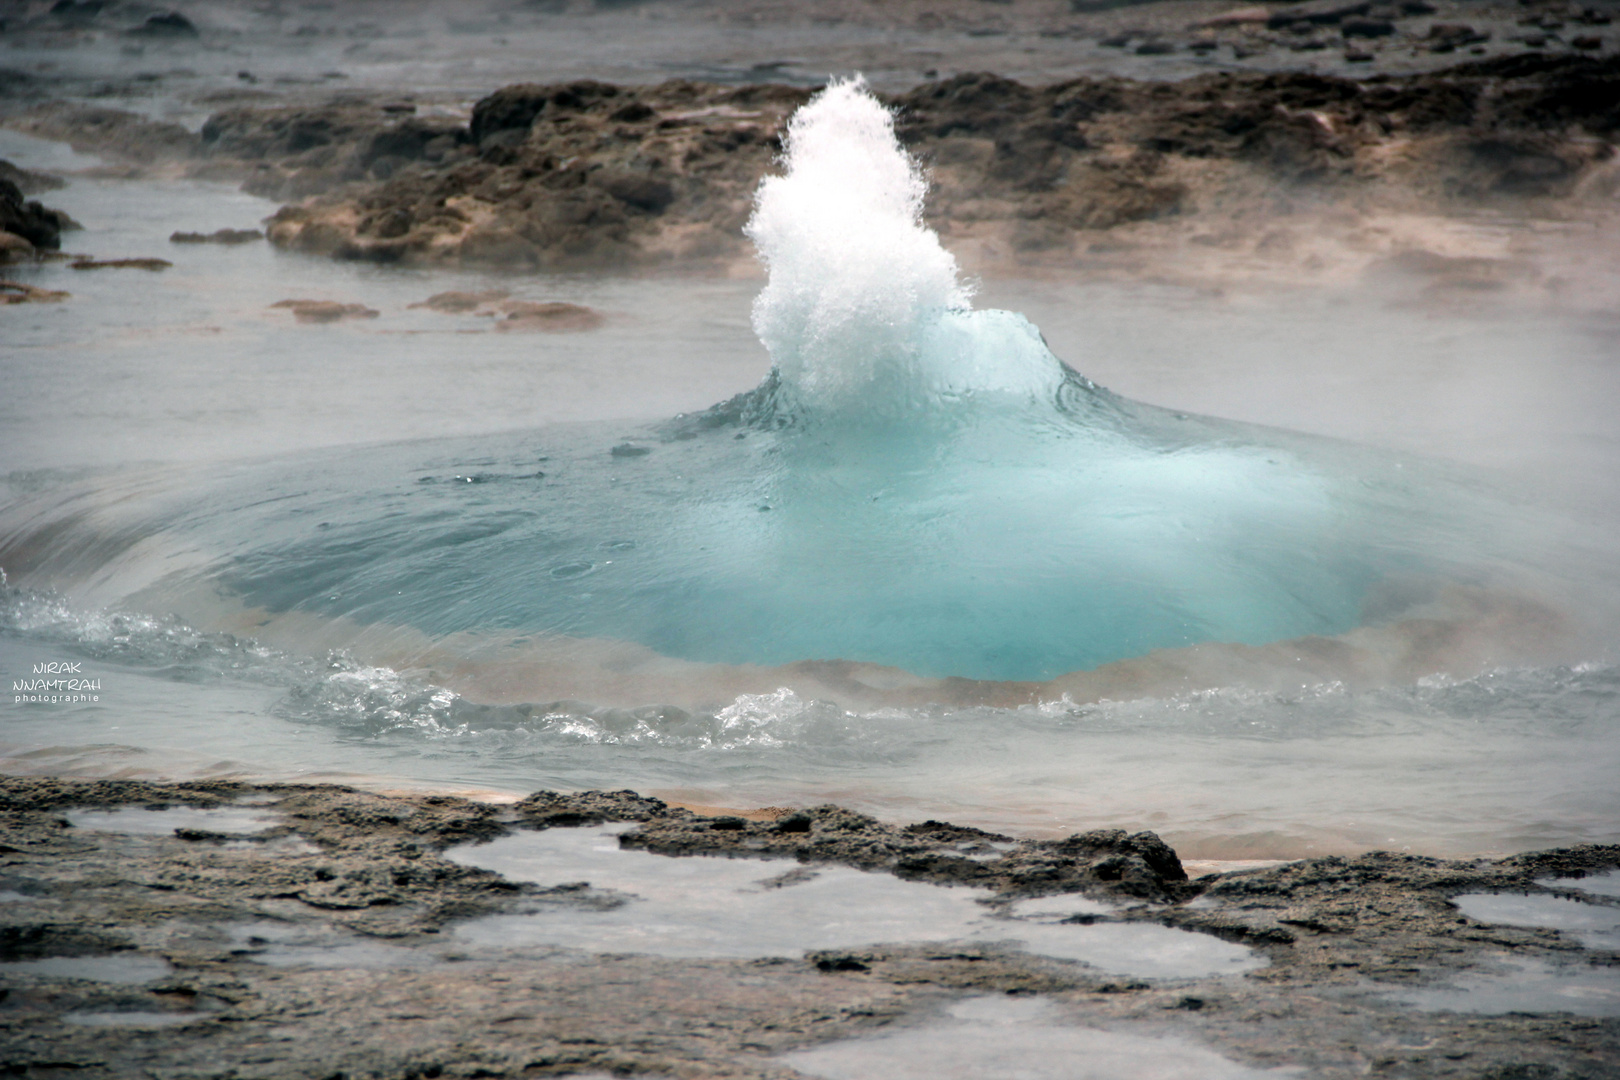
[
  {"xmin": 0, "ymin": 231, "xmax": 35, "ymax": 262},
  {"xmin": 495, "ymin": 301, "xmax": 604, "ymax": 332},
  {"xmin": 0, "ymin": 279, "xmax": 70, "ymax": 304},
  {"xmin": 69, "ymin": 258, "xmax": 172, "ymax": 271},
  {"xmin": 169, "ymin": 228, "xmax": 265, "ymax": 244},
  {"xmin": 7, "ymin": 103, "xmax": 197, "ymax": 166},
  {"xmin": 270, "ymin": 299, "xmax": 381, "ymax": 323},
  {"xmin": 408, "ymin": 289, "xmax": 511, "ymax": 313},
  {"xmin": 1199, "ymin": 6, "xmax": 1271, "ymax": 27},
  {"xmin": 240, "ymin": 56, "xmax": 1620, "ymax": 274}
]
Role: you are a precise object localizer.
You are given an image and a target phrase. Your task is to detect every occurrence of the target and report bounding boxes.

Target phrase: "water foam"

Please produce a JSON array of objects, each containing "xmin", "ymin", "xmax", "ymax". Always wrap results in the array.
[{"xmin": 747, "ymin": 77, "xmax": 1061, "ymax": 414}]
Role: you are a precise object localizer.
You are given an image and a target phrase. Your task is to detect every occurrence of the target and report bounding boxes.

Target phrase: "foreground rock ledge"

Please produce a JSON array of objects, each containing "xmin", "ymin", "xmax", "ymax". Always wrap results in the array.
[{"xmin": 0, "ymin": 776, "xmax": 1615, "ymax": 1078}]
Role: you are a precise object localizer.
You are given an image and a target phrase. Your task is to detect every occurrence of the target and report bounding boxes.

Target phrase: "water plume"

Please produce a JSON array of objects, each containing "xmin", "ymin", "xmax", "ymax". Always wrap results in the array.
[{"xmin": 746, "ymin": 77, "xmax": 1060, "ymax": 415}]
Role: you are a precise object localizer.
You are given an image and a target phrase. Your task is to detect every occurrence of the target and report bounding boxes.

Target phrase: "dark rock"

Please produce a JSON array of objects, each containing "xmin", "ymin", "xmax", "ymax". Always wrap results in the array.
[
  {"xmin": 1573, "ymin": 34, "xmax": 1604, "ymax": 50},
  {"xmin": 129, "ymin": 11, "xmax": 198, "ymax": 37},
  {"xmin": 8, "ymin": 104, "xmax": 197, "ymax": 166},
  {"xmin": 595, "ymin": 171, "xmax": 675, "ymax": 212},
  {"xmin": 169, "ymin": 228, "xmax": 264, "ymax": 244},
  {"xmin": 49, "ymin": 0, "xmax": 104, "ymax": 27},
  {"xmin": 0, "ymin": 178, "xmax": 71, "ymax": 253},
  {"xmin": 1267, "ymin": 0, "xmax": 1372, "ymax": 29},
  {"xmin": 513, "ymin": 788, "xmax": 668, "ymax": 828},
  {"xmin": 248, "ymin": 57, "xmax": 1620, "ymax": 272},
  {"xmin": 610, "ymin": 101, "xmax": 657, "ymax": 123},
  {"xmin": 70, "ymin": 257, "xmax": 172, "ymax": 271},
  {"xmin": 811, "ymin": 953, "xmax": 872, "ymax": 972},
  {"xmin": 1341, "ymin": 17, "xmax": 1395, "ymax": 37},
  {"xmin": 775, "ymin": 813, "xmax": 814, "ymax": 834},
  {"xmin": 1135, "ymin": 40, "xmax": 1175, "ymax": 55},
  {"xmin": 0, "ymin": 160, "xmax": 64, "ymax": 196},
  {"xmin": 1427, "ymin": 23, "xmax": 1490, "ymax": 51},
  {"xmin": 469, "ymin": 80, "xmax": 620, "ymax": 144},
  {"xmin": 469, "ymin": 84, "xmax": 552, "ymax": 144}
]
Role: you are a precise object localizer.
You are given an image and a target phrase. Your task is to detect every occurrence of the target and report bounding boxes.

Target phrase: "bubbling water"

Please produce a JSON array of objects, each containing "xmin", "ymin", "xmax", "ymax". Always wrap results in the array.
[
  {"xmin": 747, "ymin": 77, "xmax": 1060, "ymax": 414},
  {"xmin": 0, "ymin": 81, "xmax": 1535, "ymax": 686}
]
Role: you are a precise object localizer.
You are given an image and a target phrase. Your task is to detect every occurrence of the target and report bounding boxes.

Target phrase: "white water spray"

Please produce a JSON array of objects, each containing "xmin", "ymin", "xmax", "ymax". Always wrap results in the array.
[{"xmin": 746, "ymin": 77, "xmax": 1063, "ymax": 413}]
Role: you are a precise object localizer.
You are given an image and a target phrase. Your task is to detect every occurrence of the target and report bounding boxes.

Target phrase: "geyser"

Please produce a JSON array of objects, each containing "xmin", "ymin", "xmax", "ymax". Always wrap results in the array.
[{"xmin": 150, "ymin": 77, "xmax": 1467, "ymax": 684}]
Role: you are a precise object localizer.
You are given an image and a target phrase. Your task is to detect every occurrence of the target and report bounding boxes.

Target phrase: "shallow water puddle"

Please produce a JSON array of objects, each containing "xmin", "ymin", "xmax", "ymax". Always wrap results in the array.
[
  {"xmin": 1453, "ymin": 891, "xmax": 1620, "ymax": 951},
  {"xmin": 64, "ymin": 806, "xmax": 283, "ymax": 837},
  {"xmin": 222, "ymin": 921, "xmax": 436, "ymax": 971},
  {"xmin": 778, "ymin": 996, "xmax": 1302, "ymax": 1080},
  {"xmin": 1539, "ymin": 869, "xmax": 1620, "ymax": 900},
  {"xmin": 1382, "ymin": 958, "xmax": 1620, "ymax": 1019},
  {"xmin": 447, "ymin": 826, "xmax": 1259, "ymax": 976},
  {"xmin": 0, "ymin": 954, "xmax": 172, "ymax": 985}
]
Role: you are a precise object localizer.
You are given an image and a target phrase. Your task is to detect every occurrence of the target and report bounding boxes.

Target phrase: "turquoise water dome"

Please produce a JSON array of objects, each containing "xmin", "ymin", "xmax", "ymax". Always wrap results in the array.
[{"xmin": 211, "ymin": 79, "xmax": 1424, "ymax": 683}]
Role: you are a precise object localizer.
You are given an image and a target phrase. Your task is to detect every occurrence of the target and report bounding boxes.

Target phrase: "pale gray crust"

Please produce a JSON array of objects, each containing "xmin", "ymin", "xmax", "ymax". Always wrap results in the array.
[{"xmin": 1, "ymin": 777, "xmax": 1616, "ymax": 1078}]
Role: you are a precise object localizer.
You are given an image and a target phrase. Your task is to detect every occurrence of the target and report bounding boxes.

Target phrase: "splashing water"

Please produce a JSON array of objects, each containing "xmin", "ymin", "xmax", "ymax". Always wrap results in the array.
[
  {"xmin": 3, "ymin": 78, "xmax": 1617, "ymax": 856},
  {"xmin": 747, "ymin": 77, "xmax": 1072, "ymax": 416},
  {"xmin": 0, "ymin": 81, "xmax": 1552, "ymax": 684}
]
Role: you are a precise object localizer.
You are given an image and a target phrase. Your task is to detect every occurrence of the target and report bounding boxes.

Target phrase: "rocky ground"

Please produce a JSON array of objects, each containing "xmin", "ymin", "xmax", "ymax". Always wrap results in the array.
[
  {"xmin": 1, "ymin": 777, "xmax": 1617, "ymax": 1078},
  {"xmin": 2, "ymin": 0, "xmax": 1619, "ymax": 294}
]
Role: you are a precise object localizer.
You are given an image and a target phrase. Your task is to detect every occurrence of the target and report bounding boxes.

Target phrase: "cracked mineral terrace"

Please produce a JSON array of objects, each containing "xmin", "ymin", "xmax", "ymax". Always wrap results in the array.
[{"xmin": 1, "ymin": 778, "xmax": 1617, "ymax": 1078}]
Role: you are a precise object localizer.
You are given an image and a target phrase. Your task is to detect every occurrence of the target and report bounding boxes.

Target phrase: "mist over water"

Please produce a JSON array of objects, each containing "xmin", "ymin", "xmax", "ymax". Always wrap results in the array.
[{"xmin": 2, "ymin": 85, "xmax": 1619, "ymax": 857}]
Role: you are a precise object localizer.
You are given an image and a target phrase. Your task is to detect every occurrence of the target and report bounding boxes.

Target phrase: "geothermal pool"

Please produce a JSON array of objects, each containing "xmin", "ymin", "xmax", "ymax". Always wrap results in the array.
[{"xmin": 3, "ymin": 85, "xmax": 1619, "ymax": 860}]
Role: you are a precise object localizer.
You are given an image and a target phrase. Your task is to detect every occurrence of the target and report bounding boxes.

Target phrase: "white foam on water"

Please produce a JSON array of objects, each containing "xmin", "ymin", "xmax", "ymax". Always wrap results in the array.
[
  {"xmin": 0, "ymin": 954, "xmax": 172, "ymax": 985},
  {"xmin": 779, "ymin": 995, "xmax": 1304, "ymax": 1080},
  {"xmin": 746, "ymin": 77, "xmax": 1061, "ymax": 413},
  {"xmin": 1453, "ymin": 891, "xmax": 1620, "ymax": 951},
  {"xmin": 1382, "ymin": 957, "xmax": 1620, "ymax": 1018},
  {"xmin": 64, "ymin": 806, "xmax": 282, "ymax": 836},
  {"xmin": 446, "ymin": 826, "xmax": 1260, "ymax": 976}
]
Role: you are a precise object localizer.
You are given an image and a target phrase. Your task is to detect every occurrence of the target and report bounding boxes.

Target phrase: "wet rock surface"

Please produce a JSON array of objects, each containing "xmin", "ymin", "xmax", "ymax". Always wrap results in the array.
[
  {"xmin": 5, "ymin": 48, "xmax": 1617, "ymax": 275},
  {"xmin": 68, "ymin": 256, "xmax": 170, "ymax": 271},
  {"xmin": 0, "ymin": 158, "xmax": 64, "ymax": 196},
  {"xmin": 0, "ymin": 172, "xmax": 77, "ymax": 262},
  {"xmin": 0, "ymin": 777, "xmax": 1615, "ymax": 1078},
  {"xmin": 253, "ymin": 54, "xmax": 1620, "ymax": 271},
  {"xmin": 169, "ymin": 227, "xmax": 263, "ymax": 245},
  {"xmin": 268, "ymin": 298, "xmax": 381, "ymax": 323},
  {"xmin": 0, "ymin": 278, "xmax": 69, "ymax": 303}
]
